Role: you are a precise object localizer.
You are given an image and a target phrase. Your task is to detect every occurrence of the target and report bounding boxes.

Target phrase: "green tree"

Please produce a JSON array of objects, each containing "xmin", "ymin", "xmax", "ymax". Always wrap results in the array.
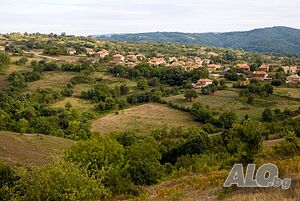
[
  {"xmin": 16, "ymin": 56, "xmax": 28, "ymax": 65},
  {"xmin": 190, "ymin": 103, "xmax": 213, "ymax": 123},
  {"xmin": 109, "ymin": 65, "xmax": 126, "ymax": 77},
  {"xmin": 262, "ymin": 108, "xmax": 274, "ymax": 122},
  {"xmin": 184, "ymin": 89, "xmax": 198, "ymax": 101},
  {"xmin": 0, "ymin": 52, "xmax": 10, "ymax": 68},
  {"xmin": 120, "ymin": 84, "xmax": 129, "ymax": 95},
  {"xmin": 65, "ymin": 137, "xmax": 132, "ymax": 194},
  {"xmin": 137, "ymin": 78, "xmax": 148, "ymax": 90},
  {"xmin": 222, "ymin": 121, "xmax": 265, "ymax": 163},
  {"xmin": 218, "ymin": 111, "xmax": 237, "ymax": 129},
  {"xmin": 126, "ymin": 138, "xmax": 162, "ymax": 185},
  {"xmin": 0, "ymin": 163, "xmax": 19, "ymax": 201},
  {"xmin": 247, "ymin": 96, "xmax": 254, "ymax": 104}
]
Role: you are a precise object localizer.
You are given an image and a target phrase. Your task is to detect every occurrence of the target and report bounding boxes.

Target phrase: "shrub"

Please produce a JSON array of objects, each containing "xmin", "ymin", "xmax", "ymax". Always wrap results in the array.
[{"xmin": 16, "ymin": 161, "xmax": 109, "ymax": 200}]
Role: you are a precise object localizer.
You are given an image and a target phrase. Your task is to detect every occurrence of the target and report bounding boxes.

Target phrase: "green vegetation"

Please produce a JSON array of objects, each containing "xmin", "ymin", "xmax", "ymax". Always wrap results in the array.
[{"xmin": 0, "ymin": 32, "xmax": 299, "ymax": 201}]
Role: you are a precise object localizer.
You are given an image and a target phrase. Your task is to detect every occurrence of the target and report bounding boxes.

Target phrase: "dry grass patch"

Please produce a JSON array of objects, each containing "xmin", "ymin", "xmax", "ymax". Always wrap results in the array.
[
  {"xmin": 52, "ymin": 97, "xmax": 96, "ymax": 112},
  {"xmin": 0, "ymin": 131, "xmax": 73, "ymax": 166},
  {"xmin": 27, "ymin": 71, "xmax": 77, "ymax": 92},
  {"xmin": 90, "ymin": 72, "xmax": 137, "ymax": 87},
  {"xmin": 274, "ymin": 87, "xmax": 300, "ymax": 99},
  {"xmin": 91, "ymin": 103, "xmax": 201, "ymax": 135},
  {"xmin": 72, "ymin": 84, "xmax": 93, "ymax": 97}
]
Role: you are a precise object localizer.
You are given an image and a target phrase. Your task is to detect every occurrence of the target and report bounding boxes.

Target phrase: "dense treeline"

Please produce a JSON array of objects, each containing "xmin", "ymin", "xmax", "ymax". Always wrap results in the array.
[
  {"xmin": 109, "ymin": 62, "xmax": 209, "ymax": 86},
  {"xmin": 98, "ymin": 26, "xmax": 300, "ymax": 55}
]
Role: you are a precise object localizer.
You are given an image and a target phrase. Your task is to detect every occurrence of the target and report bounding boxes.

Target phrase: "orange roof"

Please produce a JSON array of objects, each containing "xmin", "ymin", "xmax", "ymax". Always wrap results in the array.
[
  {"xmin": 259, "ymin": 65, "xmax": 269, "ymax": 69},
  {"xmin": 113, "ymin": 54, "xmax": 124, "ymax": 58},
  {"xmin": 287, "ymin": 74, "xmax": 300, "ymax": 79},
  {"xmin": 252, "ymin": 71, "xmax": 267, "ymax": 75},
  {"xmin": 198, "ymin": 78, "xmax": 213, "ymax": 82},
  {"xmin": 236, "ymin": 63, "xmax": 249, "ymax": 68}
]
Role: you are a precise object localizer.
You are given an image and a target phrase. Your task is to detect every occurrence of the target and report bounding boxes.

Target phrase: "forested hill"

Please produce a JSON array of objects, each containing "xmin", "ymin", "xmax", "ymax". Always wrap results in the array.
[{"xmin": 97, "ymin": 26, "xmax": 300, "ymax": 55}]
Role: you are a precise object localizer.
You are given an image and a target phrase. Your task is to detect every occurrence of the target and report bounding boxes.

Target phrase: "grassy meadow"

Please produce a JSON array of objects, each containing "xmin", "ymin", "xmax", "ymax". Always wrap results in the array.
[
  {"xmin": 91, "ymin": 103, "xmax": 202, "ymax": 135},
  {"xmin": 164, "ymin": 89, "xmax": 300, "ymax": 120},
  {"xmin": 27, "ymin": 71, "xmax": 77, "ymax": 92}
]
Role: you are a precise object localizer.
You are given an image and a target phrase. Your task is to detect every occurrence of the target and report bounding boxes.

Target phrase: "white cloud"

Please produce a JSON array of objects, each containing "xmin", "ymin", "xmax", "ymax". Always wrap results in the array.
[{"xmin": 0, "ymin": 0, "xmax": 299, "ymax": 35}]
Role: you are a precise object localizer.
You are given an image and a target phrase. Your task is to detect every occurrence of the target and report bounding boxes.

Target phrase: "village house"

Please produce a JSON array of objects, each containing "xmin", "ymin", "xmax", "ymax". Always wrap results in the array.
[
  {"xmin": 192, "ymin": 78, "xmax": 213, "ymax": 89},
  {"xmin": 178, "ymin": 56, "xmax": 187, "ymax": 62},
  {"xmin": 185, "ymin": 61, "xmax": 194, "ymax": 67},
  {"xmin": 127, "ymin": 54, "xmax": 138, "ymax": 62},
  {"xmin": 169, "ymin": 57, "xmax": 178, "ymax": 64},
  {"xmin": 286, "ymin": 74, "xmax": 300, "ymax": 84},
  {"xmin": 126, "ymin": 62, "xmax": 138, "ymax": 68},
  {"xmin": 85, "ymin": 48, "xmax": 95, "ymax": 56},
  {"xmin": 236, "ymin": 63, "xmax": 250, "ymax": 72},
  {"xmin": 110, "ymin": 54, "xmax": 125, "ymax": 65},
  {"xmin": 282, "ymin": 66, "xmax": 298, "ymax": 74},
  {"xmin": 148, "ymin": 58, "xmax": 166, "ymax": 66},
  {"xmin": 67, "ymin": 48, "xmax": 77, "ymax": 55},
  {"xmin": 222, "ymin": 67, "xmax": 231, "ymax": 73},
  {"xmin": 194, "ymin": 57, "xmax": 202, "ymax": 65},
  {"xmin": 93, "ymin": 49, "xmax": 110, "ymax": 58},
  {"xmin": 202, "ymin": 59, "xmax": 211, "ymax": 65},
  {"xmin": 169, "ymin": 61, "xmax": 183, "ymax": 68},
  {"xmin": 0, "ymin": 45, "xmax": 5, "ymax": 52},
  {"xmin": 252, "ymin": 71, "xmax": 269, "ymax": 81},
  {"xmin": 209, "ymin": 74, "xmax": 221, "ymax": 80},
  {"xmin": 156, "ymin": 53, "xmax": 164, "ymax": 58},
  {"xmin": 259, "ymin": 65, "xmax": 270, "ymax": 72},
  {"xmin": 208, "ymin": 52, "xmax": 219, "ymax": 57},
  {"xmin": 185, "ymin": 65, "xmax": 200, "ymax": 71},
  {"xmin": 136, "ymin": 54, "xmax": 145, "ymax": 61}
]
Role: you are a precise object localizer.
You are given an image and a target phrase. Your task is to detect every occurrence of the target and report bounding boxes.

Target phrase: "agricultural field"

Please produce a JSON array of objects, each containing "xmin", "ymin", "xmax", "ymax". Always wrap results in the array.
[
  {"xmin": 0, "ymin": 131, "xmax": 73, "ymax": 166},
  {"xmin": 164, "ymin": 89, "xmax": 300, "ymax": 120},
  {"xmin": 91, "ymin": 103, "xmax": 202, "ymax": 135}
]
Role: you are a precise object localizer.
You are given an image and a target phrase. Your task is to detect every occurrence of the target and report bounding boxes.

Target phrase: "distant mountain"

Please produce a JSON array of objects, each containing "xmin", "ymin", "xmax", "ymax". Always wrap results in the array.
[{"xmin": 96, "ymin": 26, "xmax": 300, "ymax": 55}]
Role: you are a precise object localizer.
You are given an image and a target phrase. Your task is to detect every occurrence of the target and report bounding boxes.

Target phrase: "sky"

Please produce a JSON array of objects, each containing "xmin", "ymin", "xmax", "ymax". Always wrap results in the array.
[{"xmin": 0, "ymin": 0, "xmax": 299, "ymax": 35}]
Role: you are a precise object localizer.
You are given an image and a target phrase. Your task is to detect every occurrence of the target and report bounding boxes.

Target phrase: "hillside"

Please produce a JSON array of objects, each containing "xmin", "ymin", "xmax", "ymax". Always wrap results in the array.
[
  {"xmin": 97, "ymin": 26, "xmax": 300, "ymax": 55},
  {"xmin": 0, "ymin": 131, "xmax": 73, "ymax": 166}
]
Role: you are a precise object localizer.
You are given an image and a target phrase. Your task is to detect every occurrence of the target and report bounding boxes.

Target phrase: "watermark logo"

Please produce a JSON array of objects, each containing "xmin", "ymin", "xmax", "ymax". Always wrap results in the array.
[{"xmin": 224, "ymin": 163, "xmax": 291, "ymax": 189}]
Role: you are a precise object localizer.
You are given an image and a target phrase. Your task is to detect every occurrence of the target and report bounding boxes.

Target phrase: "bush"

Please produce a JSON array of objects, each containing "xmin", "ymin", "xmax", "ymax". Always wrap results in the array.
[
  {"xmin": 272, "ymin": 131, "xmax": 300, "ymax": 157},
  {"xmin": 0, "ymin": 52, "xmax": 10, "ymax": 66},
  {"xmin": 15, "ymin": 56, "xmax": 28, "ymax": 65},
  {"xmin": 16, "ymin": 161, "xmax": 109, "ymax": 200},
  {"xmin": 190, "ymin": 103, "xmax": 214, "ymax": 123},
  {"xmin": 126, "ymin": 138, "xmax": 162, "ymax": 185}
]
